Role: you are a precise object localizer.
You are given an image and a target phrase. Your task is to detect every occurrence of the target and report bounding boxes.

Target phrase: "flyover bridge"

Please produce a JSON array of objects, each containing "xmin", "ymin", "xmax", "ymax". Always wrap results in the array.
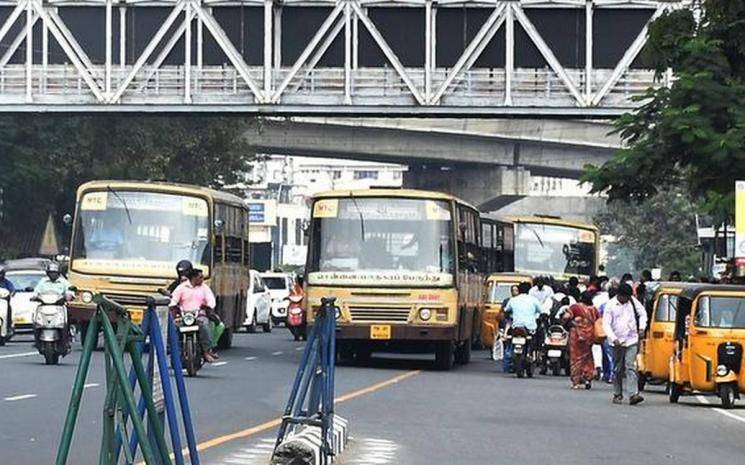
[{"xmin": 0, "ymin": 0, "xmax": 688, "ymax": 115}]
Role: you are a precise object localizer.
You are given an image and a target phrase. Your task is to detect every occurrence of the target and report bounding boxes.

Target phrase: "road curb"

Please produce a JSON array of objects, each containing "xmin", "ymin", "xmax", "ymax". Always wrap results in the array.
[{"xmin": 271, "ymin": 415, "xmax": 349, "ymax": 465}]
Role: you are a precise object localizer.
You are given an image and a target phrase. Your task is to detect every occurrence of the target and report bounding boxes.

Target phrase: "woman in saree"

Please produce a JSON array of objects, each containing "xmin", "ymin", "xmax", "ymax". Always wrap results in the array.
[{"xmin": 562, "ymin": 291, "xmax": 599, "ymax": 389}]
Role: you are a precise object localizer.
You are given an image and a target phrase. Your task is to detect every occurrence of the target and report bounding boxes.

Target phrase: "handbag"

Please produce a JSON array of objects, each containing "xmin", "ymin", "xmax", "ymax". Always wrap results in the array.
[{"xmin": 594, "ymin": 317, "xmax": 606, "ymax": 343}]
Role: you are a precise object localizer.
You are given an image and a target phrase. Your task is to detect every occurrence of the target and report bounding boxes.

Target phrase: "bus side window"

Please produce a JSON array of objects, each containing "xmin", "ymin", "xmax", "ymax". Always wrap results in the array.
[{"xmin": 214, "ymin": 203, "xmax": 227, "ymax": 263}]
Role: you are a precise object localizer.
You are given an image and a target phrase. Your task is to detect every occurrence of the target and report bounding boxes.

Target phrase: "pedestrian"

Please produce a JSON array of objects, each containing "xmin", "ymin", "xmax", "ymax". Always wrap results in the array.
[
  {"xmin": 562, "ymin": 291, "xmax": 599, "ymax": 389},
  {"xmin": 602, "ymin": 282, "xmax": 648, "ymax": 405}
]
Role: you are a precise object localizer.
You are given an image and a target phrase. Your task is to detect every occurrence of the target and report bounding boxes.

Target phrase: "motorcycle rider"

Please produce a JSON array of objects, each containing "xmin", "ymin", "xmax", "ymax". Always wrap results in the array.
[
  {"xmin": 0, "ymin": 266, "xmax": 16, "ymax": 293},
  {"xmin": 168, "ymin": 259, "xmax": 194, "ymax": 294},
  {"xmin": 33, "ymin": 263, "xmax": 71, "ymax": 297},
  {"xmin": 504, "ymin": 282, "xmax": 543, "ymax": 348},
  {"xmin": 169, "ymin": 268, "xmax": 218, "ymax": 363}
]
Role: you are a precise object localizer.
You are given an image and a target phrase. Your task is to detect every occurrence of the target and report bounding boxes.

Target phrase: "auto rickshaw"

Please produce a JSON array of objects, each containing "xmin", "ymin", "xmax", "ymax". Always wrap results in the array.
[
  {"xmin": 637, "ymin": 281, "xmax": 695, "ymax": 391},
  {"xmin": 481, "ymin": 273, "xmax": 532, "ymax": 349},
  {"xmin": 669, "ymin": 285, "xmax": 745, "ymax": 408}
]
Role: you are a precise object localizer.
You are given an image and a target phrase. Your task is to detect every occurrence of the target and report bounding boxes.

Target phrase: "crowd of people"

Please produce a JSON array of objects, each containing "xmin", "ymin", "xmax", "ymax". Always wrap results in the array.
[{"xmin": 497, "ymin": 271, "xmax": 683, "ymax": 406}]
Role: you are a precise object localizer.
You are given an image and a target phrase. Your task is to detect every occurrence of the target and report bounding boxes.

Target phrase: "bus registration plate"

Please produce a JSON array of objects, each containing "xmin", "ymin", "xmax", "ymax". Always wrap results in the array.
[{"xmin": 370, "ymin": 325, "xmax": 391, "ymax": 340}]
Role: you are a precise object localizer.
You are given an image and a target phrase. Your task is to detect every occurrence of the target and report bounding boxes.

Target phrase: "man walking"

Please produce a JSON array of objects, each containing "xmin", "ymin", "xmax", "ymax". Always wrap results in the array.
[{"xmin": 602, "ymin": 283, "xmax": 647, "ymax": 405}]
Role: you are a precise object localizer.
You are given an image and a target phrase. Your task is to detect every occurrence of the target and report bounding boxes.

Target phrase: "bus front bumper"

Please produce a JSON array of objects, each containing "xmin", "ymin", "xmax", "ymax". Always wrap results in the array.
[{"xmin": 334, "ymin": 323, "xmax": 457, "ymax": 342}]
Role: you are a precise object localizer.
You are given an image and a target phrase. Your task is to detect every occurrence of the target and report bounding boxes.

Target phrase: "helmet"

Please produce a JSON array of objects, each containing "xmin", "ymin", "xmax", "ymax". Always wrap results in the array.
[
  {"xmin": 47, "ymin": 262, "xmax": 61, "ymax": 273},
  {"xmin": 176, "ymin": 260, "xmax": 193, "ymax": 275}
]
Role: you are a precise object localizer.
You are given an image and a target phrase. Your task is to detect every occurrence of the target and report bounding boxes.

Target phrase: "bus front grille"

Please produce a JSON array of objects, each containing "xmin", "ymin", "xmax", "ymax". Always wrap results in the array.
[
  {"xmin": 348, "ymin": 306, "xmax": 411, "ymax": 323},
  {"xmin": 103, "ymin": 293, "xmax": 149, "ymax": 307}
]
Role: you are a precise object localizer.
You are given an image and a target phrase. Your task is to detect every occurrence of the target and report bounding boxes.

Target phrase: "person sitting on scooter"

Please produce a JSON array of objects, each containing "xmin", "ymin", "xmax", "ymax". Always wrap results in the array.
[
  {"xmin": 167, "ymin": 259, "xmax": 194, "ymax": 294},
  {"xmin": 0, "ymin": 266, "xmax": 16, "ymax": 294},
  {"xmin": 34, "ymin": 263, "xmax": 71, "ymax": 297},
  {"xmin": 169, "ymin": 268, "xmax": 219, "ymax": 363},
  {"xmin": 504, "ymin": 282, "xmax": 543, "ymax": 335}
]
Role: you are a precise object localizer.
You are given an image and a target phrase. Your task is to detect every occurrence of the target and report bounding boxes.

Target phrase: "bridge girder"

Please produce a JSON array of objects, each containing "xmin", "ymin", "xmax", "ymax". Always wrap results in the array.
[{"xmin": 0, "ymin": 0, "xmax": 689, "ymax": 114}]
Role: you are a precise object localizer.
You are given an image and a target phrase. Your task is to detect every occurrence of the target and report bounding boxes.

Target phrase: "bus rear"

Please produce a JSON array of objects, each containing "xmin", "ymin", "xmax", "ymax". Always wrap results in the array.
[{"xmin": 305, "ymin": 190, "xmax": 478, "ymax": 370}]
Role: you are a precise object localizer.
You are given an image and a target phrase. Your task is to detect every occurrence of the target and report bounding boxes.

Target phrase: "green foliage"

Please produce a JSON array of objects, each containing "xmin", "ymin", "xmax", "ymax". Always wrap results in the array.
[
  {"xmin": 0, "ymin": 115, "xmax": 256, "ymax": 258},
  {"xmin": 583, "ymin": 1, "xmax": 745, "ymax": 223},
  {"xmin": 595, "ymin": 189, "xmax": 702, "ymax": 278}
]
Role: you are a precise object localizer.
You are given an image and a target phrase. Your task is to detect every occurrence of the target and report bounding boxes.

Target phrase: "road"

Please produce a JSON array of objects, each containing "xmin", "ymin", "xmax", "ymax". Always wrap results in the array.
[{"xmin": 1, "ymin": 329, "xmax": 745, "ymax": 465}]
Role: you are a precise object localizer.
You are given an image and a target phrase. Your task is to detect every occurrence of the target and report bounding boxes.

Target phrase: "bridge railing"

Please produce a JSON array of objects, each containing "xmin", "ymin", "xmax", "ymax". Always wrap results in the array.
[{"xmin": 0, "ymin": 63, "xmax": 661, "ymax": 108}]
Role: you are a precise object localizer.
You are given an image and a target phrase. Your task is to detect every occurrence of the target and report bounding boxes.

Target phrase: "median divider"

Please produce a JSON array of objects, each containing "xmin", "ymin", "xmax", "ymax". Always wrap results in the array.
[{"xmin": 271, "ymin": 297, "xmax": 348, "ymax": 465}]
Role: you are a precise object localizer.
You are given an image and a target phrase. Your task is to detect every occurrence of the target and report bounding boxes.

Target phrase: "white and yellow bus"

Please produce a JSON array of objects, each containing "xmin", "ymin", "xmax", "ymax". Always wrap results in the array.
[
  {"xmin": 67, "ymin": 180, "xmax": 250, "ymax": 348},
  {"xmin": 304, "ymin": 189, "xmax": 483, "ymax": 370}
]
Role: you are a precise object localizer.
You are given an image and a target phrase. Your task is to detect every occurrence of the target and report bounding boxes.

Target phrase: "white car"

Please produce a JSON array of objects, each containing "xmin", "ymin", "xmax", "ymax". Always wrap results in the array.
[
  {"xmin": 6, "ymin": 270, "xmax": 46, "ymax": 333},
  {"xmin": 244, "ymin": 270, "xmax": 272, "ymax": 333},
  {"xmin": 260, "ymin": 272, "xmax": 295, "ymax": 326}
]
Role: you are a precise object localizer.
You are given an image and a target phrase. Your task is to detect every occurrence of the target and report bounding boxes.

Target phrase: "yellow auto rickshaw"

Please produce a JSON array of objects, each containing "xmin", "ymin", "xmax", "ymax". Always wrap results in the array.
[
  {"xmin": 669, "ymin": 285, "xmax": 745, "ymax": 408},
  {"xmin": 637, "ymin": 281, "xmax": 695, "ymax": 391},
  {"xmin": 481, "ymin": 273, "xmax": 532, "ymax": 349}
]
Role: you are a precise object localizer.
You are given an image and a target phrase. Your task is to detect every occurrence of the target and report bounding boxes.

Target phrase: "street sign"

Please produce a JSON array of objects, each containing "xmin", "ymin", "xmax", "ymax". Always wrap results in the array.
[{"xmin": 737, "ymin": 181, "xmax": 745, "ymax": 257}]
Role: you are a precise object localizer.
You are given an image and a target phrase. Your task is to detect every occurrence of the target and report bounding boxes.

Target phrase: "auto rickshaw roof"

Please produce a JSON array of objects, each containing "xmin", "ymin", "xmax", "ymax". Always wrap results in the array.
[{"xmin": 678, "ymin": 284, "xmax": 745, "ymax": 301}]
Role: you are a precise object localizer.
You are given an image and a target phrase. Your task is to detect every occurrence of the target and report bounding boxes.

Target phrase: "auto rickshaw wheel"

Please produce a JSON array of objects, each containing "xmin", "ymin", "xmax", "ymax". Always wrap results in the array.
[
  {"xmin": 669, "ymin": 382, "xmax": 682, "ymax": 404},
  {"xmin": 720, "ymin": 383, "xmax": 737, "ymax": 409}
]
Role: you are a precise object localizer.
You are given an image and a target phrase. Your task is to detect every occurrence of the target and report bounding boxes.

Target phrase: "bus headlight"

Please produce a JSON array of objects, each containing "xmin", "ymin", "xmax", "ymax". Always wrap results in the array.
[
  {"xmin": 81, "ymin": 292, "xmax": 94, "ymax": 304},
  {"xmin": 334, "ymin": 307, "xmax": 341, "ymax": 320},
  {"xmin": 419, "ymin": 308, "xmax": 432, "ymax": 321}
]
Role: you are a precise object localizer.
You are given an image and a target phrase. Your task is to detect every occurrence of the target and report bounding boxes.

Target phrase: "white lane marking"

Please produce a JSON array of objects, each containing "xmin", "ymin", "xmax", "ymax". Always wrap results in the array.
[
  {"xmin": 83, "ymin": 383, "xmax": 100, "ymax": 389},
  {"xmin": 0, "ymin": 351, "xmax": 37, "ymax": 360},
  {"xmin": 696, "ymin": 395, "xmax": 745, "ymax": 425},
  {"xmin": 272, "ymin": 351, "xmax": 283, "ymax": 356},
  {"xmin": 295, "ymin": 347, "xmax": 304, "ymax": 351},
  {"xmin": 212, "ymin": 361, "xmax": 228, "ymax": 367},
  {"xmin": 217, "ymin": 439, "xmax": 274, "ymax": 465},
  {"xmin": 4, "ymin": 394, "xmax": 37, "ymax": 402},
  {"xmin": 244, "ymin": 356, "xmax": 256, "ymax": 361},
  {"xmin": 348, "ymin": 437, "xmax": 399, "ymax": 465}
]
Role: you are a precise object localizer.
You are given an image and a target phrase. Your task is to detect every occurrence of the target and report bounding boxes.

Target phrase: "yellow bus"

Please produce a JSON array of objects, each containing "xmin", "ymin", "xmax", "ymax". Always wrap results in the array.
[
  {"xmin": 304, "ymin": 189, "xmax": 483, "ymax": 370},
  {"xmin": 508, "ymin": 216, "xmax": 600, "ymax": 282},
  {"xmin": 67, "ymin": 180, "xmax": 250, "ymax": 348}
]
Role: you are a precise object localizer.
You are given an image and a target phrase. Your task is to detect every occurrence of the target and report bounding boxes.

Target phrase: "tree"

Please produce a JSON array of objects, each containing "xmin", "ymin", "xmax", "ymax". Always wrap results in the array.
[
  {"xmin": 583, "ymin": 1, "xmax": 745, "ymax": 224},
  {"xmin": 0, "ymin": 115, "xmax": 256, "ymax": 258},
  {"xmin": 595, "ymin": 189, "xmax": 701, "ymax": 278}
]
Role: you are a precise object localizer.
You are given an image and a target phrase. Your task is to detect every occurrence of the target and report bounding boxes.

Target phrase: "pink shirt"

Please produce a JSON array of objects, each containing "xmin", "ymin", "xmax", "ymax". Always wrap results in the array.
[
  {"xmin": 602, "ymin": 296, "xmax": 648, "ymax": 347},
  {"xmin": 170, "ymin": 281, "xmax": 216, "ymax": 313}
]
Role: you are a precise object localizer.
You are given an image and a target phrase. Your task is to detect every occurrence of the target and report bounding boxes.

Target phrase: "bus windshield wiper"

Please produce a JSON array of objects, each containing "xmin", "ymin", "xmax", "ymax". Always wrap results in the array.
[
  {"xmin": 350, "ymin": 193, "xmax": 365, "ymax": 242},
  {"xmin": 521, "ymin": 222, "xmax": 544, "ymax": 248},
  {"xmin": 107, "ymin": 185, "xmax": 132, "ymax": 224}
]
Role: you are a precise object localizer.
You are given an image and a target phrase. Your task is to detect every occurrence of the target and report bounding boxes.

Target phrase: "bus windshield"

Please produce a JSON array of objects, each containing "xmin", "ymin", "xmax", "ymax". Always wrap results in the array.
[
  {"xmin": 307, "ymin": 197, "xmax": 454, "ymax": 287},
  {"xmin": 514, "ymin": 223, "xmax": 596, "ymax": 278},
  {"xmin": 71, "ymin": 190, "xmax": 211, "ymax": 277}
]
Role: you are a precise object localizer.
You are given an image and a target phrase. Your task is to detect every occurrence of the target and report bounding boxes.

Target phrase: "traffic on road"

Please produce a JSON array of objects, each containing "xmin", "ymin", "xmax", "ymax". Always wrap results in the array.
[{"xmin": 1, "ymin": 182, "xmax": 744, "ymax": 465}]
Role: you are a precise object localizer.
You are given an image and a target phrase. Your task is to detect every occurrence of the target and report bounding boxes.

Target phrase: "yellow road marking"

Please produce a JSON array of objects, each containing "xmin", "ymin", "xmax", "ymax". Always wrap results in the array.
[{"xmin": 138, "ymin": 369, "xmax": 421, "ymax": 463}]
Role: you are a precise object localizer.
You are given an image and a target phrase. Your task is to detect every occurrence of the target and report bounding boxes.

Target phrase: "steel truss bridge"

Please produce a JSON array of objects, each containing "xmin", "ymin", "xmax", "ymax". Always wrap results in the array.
[{"xmin": 0, "ymin": 0, "xmax": 688, "ymax": 115}]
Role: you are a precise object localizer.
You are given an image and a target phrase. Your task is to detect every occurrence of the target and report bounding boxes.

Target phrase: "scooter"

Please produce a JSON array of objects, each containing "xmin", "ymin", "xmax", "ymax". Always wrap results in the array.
[
  {"xmin": 509, "ymin": 326, "xmax": 535, "ymax": 378},
  {"xmin": 0, "ymin": 287, "xmax": 12, "ymax": 346},
  {"xmin": 175, "ymin": 308, "xmax": 205, "ymax": 377},
  {"xmin": 286, "ymin": 294, "xmax": 306, "ymax": 341},
  {"xmin": 32, "ymin": 292, "xmax": 72, "ymax": 365},
  {"xmin": 541, "ymin": 324, "xmax": 569, "ymax": 376}
]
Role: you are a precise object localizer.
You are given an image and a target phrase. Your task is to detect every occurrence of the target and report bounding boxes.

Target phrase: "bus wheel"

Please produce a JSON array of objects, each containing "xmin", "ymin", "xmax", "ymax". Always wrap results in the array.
[
  {"xmin": 217, "ymin": 328, "xmax": 233, "ymax": 350},
  {"xmin": 435, "ymin": 342, "xmax": 454, "ymax": 371},
  {"xmin": 454, "ymin": 340, "xmax": 471, "ymax": 365}
]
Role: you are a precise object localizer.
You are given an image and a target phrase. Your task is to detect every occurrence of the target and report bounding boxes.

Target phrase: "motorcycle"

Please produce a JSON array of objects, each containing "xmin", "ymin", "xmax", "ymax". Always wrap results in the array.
[
  {"xmin": 509, "ymin": 326, "xmax": 535, "ymax": 378},
  {"xmin": 286, "ymin": 294, "xmax": 306, "ymax": 341},
  {"xmin": 0, "ymin": 287, "xmax": 12, "ymax": 346},
  {"xmin": 540, "ymin": 324, "xmax": 569, "ymax": 376},
  {"xmin": 32, "ymin": 292, "xmax": 72, "ymax": 365},
  {"xmin": 175, "ymin": 308, "xmax": 205, "ymax": 377}
]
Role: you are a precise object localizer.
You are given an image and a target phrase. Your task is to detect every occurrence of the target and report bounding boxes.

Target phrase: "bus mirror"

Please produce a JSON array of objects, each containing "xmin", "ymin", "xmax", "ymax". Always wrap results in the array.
[
  {"xmin": 63, "ymin": 214, "xmax": 73, "ymax": 226},
  {"xmin": 214, "ymin": 219, "xmax": 225, "ymax": 232}
]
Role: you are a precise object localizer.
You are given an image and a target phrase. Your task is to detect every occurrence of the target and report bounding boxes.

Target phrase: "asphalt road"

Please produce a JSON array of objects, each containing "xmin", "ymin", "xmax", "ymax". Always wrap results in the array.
[{"xmin": 2, "ymin": 329, "xmax": 745, "ymax": 465}]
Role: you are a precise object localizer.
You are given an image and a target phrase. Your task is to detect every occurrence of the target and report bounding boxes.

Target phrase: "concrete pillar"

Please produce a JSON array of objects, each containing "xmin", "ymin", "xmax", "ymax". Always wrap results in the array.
[{"xmin": 403, "ymin": 164, "xmax": 530, "ymax": 211}]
